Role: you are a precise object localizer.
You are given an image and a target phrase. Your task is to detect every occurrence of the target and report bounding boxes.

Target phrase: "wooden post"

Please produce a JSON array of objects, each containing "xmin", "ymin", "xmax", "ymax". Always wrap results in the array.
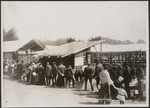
[
  {"xmin": 126, "ymin": 52, "xmax": 128, "ymax": 64},
  {"xmin": 140, "ymin": 49, "xmax": 142, "ymax": 68},
  {"xmin": 102, "ymin": 53, "xmax": 104, "ymax": 63},
  {"xmin": 114, "ymin": 53, "xmax": 116, "ymax": 65},
  {"xmin": 100, "ymin": 42, "xmax": 102, "ymax": 62},
  {"xmin": 134, "ymin": 52, "xmax": 136, "ymax": 67},
  {"xmin": 91, "ymin": 53, "xmax": 94, "ymax": 64},
  {"xmin": 93, "ymin": 45, "xmax": 99, "ymax": 61},
  {"xmin": 109, "ymin": 53, "xmax": 111, "ymax": 64}
]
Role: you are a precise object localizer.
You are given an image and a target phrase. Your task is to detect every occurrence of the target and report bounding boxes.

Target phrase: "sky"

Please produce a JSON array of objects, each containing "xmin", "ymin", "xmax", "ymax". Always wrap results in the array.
[{"xmin": 2, "ymin": 1, "xmax": 148, "ymax": 42}]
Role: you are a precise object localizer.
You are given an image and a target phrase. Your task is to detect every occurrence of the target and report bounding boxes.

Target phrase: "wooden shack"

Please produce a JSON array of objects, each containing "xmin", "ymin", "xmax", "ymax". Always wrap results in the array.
[
  {"xmin": 3, "ymin": 39, "xmax": 44, "ymax": 63},
  {"xmin": 33, "ymin": 41, "xmax": 103, "ymax": 70}
]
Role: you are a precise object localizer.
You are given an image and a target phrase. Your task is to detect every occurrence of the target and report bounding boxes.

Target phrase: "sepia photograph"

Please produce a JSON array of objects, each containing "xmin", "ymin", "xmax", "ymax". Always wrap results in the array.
[{"xmin": 1, "ymin": 1, "xmax": 149, "ymax": 107}]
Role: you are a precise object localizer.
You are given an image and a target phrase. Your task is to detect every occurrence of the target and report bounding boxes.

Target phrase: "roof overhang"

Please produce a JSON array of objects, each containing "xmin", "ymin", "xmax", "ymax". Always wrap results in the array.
[{"xmin": 33, "ymin": 40, "xmax": 104, "ymax": 58}]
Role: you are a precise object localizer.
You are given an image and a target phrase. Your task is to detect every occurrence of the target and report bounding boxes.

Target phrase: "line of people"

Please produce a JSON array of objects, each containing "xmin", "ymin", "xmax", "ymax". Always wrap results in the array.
[
  {"xmin": 3, "ymin": 58, "xmax": 146, "ymax": 104},
  {"xmin": 3, "ymin": 59, "xmax": 75, "ymax": 87},
  {"xmin": 4, "ymin": 59, "xmax": 76, "ymax": 88}
]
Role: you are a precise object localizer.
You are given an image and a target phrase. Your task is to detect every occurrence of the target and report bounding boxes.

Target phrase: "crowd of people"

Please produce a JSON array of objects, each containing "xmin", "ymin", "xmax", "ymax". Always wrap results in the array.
[
  {"xmin": 90, "ymin": 59, "xmax": 146, "ymax": 104},
  {"xmin": 3, "ymin": 58, "xmax": 146, "ymax": 104},
  {"xmin": 3, "ymin": 59, "xmax": 76, "ymax": 88}
]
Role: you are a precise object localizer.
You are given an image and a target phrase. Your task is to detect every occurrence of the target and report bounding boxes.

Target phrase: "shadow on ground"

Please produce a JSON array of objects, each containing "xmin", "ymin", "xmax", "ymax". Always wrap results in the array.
[{"xmin": 72, "ymin": 80, "xmax": 100, "ymax": 105}]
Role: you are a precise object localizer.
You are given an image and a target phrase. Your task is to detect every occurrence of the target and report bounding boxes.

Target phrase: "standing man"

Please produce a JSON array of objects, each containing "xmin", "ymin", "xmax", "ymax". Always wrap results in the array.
[
  {"xmin": 8, "ymin": 61, "xmax": 12, "ymax": 79},
  {"xmin": 99, "ymin": 63, "xmax": 114, "ymax": 104},
  {"xmin": 122, "ymin": 62, "xmax": 131, "ymax": 99},
  {"xmin": 52, "ymin": 62, "xmax": 58, "ymax": 86},
  {"xmin": 58, "ymin": 61, "xmax": 66, "ymax": 87},
  {"xmin": 27, "ymin": 63, "xmax": 35, "ymax": 85},
  {"xmin": 84, "ymin": 63, "xmax": 94, "ymax": 91},
  {"xmin": 115, "ymin": 64, "xmax": 124, "ymax": 88},
  {"xmin": 92, "ymin": 59, "xmax": 103, "ymax": 90},
  {"xmin": 37, "ymin": 63, "xmax": 45, "ymax": 85},
  {"xmin": 45, "ymin": 62, "xmax": 53, "ymax": 86},
  {"xmin": 18, "ymin": 60, "xmax": 25, "ymax": 81},
  {"xmin": 10, "ymin": 61, "xmax": 16, "ymax": 79},
  {"xmin": 136, "ymin": 67, "xmax": 145, "ymax": 100},
  {"xmin": 65, "ymin": 65, "xmax": 75, "ymax": 88}
]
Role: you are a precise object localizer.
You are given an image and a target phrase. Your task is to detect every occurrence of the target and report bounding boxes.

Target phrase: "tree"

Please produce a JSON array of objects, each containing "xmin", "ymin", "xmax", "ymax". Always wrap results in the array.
[
  {"xmin": 3, "ymin": 28, "xmax": 6, "ymax": 36},
  {"xmin": 137, "ymin": 39, "xmax": 146, "ymax": 44},
  {"xmin": 3, "ymin": 27, "xmax": 19, "ymax": 41},
  {"xmin": 89, "ymin": 36, "xmax": 102, "ymax": 41},
  {"xmin": 67, "ymin": 37, "xmax": 76, "ymax": 43}
]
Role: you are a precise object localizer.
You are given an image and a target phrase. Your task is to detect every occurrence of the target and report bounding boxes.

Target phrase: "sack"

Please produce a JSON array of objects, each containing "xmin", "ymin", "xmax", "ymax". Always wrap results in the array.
[
  {"xmin": 135, "ymin": 90, "xmax": 139, "ymax": 95},
  {"xmin": 118, "ymin": 76, "xmax": 124, "ymax": 82},
  {"xmin": 129, "ymin": 78, "xmax": 138, "ymax": 87},
  {"xmin": 32, "ymin": 72, "xmax": 37, "ymax": 76}
]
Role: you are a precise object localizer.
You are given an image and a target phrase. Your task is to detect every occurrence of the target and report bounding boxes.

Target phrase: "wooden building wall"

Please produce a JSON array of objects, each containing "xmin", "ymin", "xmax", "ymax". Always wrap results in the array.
[{"xmin": 90, "ymin": 51, "xmax": 146, "ymax": 74}]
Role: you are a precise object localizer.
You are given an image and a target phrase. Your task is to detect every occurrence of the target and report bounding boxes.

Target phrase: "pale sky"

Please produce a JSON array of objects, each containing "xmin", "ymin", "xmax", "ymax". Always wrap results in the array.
[{"xmin": 2, "ymin": 1, "xmax": 148, "ymax": 42}]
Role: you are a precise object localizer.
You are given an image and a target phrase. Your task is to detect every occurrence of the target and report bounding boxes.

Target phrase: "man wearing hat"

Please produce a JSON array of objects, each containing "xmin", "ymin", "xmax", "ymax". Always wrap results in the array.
[
  {"xmin": 122, "ymin": 61, "xmax": 131, "ymax": 99},
  {"xmin": 92, "ymin": 59, "xmax": 103, "ymax": 90},
  {"xmin": 83, "ymin": 63, "xmax": 94, "ymax": 91}
]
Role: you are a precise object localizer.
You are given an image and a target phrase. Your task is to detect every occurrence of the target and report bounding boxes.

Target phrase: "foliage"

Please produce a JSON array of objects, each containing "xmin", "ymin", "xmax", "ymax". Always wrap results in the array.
[
  {"xmin": 137, "ymin": 39, "xmax": 146, "ymax": 44},
  {"xmin": 66, "ymin": 37, "xmax": 76, "ymax": 43},
  {"xmin": 3, "ymin": 27, "xmax": 19, "ymax": 41},
  {"xmin": 89, "ymin": 36, "xmax": 135, "ymax": 45},
  {"xmin": 35, "ymin": 36, "xmax": 144, "ymax": 46},
  {"xmin": 35, "ymin": 37, "xmax": 81, "ymax": 46}
]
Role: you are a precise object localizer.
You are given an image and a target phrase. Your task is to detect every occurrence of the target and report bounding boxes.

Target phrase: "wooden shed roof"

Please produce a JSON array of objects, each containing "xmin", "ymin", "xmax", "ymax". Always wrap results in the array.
[
  {"xmin": 33, "ymin": 40, "xmax": 103, "ymax": 58},
  {"xmin": 3, "ymin": 39, "xmax": 44, "ymax": 52},
  {"xmin": 90, "ymin": 43, "xmax": 146, "ymax": 53}
]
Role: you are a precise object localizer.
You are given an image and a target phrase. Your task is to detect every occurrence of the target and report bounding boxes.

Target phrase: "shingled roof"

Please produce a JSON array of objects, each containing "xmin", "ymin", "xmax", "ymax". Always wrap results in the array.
[{"xmin": 34, "ymin": 40, "xmax": 103, "ymax": 58}]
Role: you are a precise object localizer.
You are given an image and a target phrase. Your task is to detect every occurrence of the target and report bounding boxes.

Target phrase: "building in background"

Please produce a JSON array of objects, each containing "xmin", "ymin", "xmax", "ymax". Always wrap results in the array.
[
  {"xmin": 90, "ymin": 43, "xmax": 146, "ymax": 73},
  {"xmin": 33, "ymin": 41, "xmax": 103, "ymax": 70},
  {"xmin": 32, "ymin": 41, "xmax": 146, "ymax": 73},
  {"xmin": 3, "ymin": 39, "xmax": 44, "ymax": 63}
]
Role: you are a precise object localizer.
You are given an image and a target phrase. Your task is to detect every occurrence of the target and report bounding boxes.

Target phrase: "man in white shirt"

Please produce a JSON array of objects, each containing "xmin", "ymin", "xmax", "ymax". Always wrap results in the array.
[{"xmin": 99, "ymin": 63, "xmax": 114, "ymax": 104}]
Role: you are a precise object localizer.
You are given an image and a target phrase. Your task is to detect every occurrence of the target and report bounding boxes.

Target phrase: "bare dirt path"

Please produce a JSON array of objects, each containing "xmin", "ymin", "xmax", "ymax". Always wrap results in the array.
[{"xmin": 2, "ymin": 78, "xmax": 147, "ymax": 107}]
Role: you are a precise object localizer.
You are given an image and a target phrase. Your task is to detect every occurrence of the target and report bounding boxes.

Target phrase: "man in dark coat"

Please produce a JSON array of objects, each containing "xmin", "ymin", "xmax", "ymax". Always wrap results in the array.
[
  {"xmin": 65, "ymin": 65, "xmax": 75, "ymax": 88},
  {"xmin": 45, "ymin": 62, "xmax": 53, "ymax": 86},
  {"xmin": 52, "ymin": 62, "xmax": 58, "ymax": 86},
  {"xmin": 115, "ymin": 64, "xmax": 124, "ymax": 87},
  {"xmin": 35, "ymin": 63, "xmax": 45, "ymax": 85},
  {"xmin": 58, "ymin": 61, "xmax": 66, "ymax": 87},
  {"xmin": 122, "ymin": 62, "xmax": 131, "ymax": 99},
  {"xmin": 92, "ymin": 59, "xmax": 103, "ymax": 90},
  {"xmin": 74, "ymin": 70, "xmax": 84, "ymax": 82},
  {"xmin": 18, "ymin": 60, "xmax": 26, "ymax": 81},
  {"xmin": 136, "ymin": 67, "xmax": 145, "ymax": 100},
  {"xmin": 107, "ymin": 64, "xmax": 117, "ymax": 99},
  {"xmin": 84, "ymin": 63, "xmax": 94, "ymax": 91},
  {"xmin": 107, "ymin": 64, "xmax": 116, "ymax": 83}
]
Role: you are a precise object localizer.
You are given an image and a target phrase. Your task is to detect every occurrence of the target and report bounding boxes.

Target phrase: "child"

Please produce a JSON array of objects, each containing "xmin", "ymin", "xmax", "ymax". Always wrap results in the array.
[
  {"xmin": 113, "ymin": 84, "xmax": 128, "ymax": 104},
  {"xmin": 129, "ymin": 75, "xmax": 138, "ymax": 99}
]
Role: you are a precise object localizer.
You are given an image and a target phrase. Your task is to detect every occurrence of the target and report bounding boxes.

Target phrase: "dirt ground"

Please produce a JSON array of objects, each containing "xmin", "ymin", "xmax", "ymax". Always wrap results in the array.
[{"xmin": 2, "ymin": 76, "xmax": 147, "ymax": 107}]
